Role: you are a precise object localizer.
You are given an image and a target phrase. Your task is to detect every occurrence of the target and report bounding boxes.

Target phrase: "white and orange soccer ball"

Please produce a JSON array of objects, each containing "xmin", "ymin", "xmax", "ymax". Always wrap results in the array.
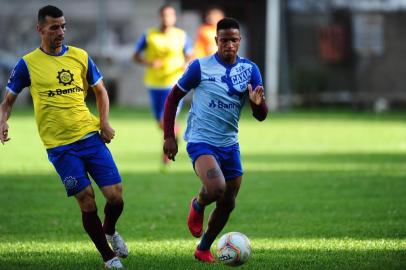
[{"xmin": 216, "ymin": 232, "xmax": 251, "ymax": 266}]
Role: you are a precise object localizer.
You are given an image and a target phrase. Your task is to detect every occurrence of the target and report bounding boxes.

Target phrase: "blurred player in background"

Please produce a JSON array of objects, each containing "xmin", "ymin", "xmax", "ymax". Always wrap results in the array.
[
  {"xmin": 194, "ymin": 6, "xmax": 225, "ymax": 58},
  {"xmin": 133, "ymin": 4, "xmax": 193, "ymax": 168},
  {"xmin": 0, "ymin": 5, "xmax": 127, "ymax": 269},
  {"xmin": 163, "ymin": 18, "xmax": 268, "ymax": 263}
]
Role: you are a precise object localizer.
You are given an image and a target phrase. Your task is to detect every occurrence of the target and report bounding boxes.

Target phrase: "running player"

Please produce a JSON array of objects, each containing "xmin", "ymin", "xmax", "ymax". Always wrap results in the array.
[
  {"xmin": 133, "ymin": 4, "xmax": 193, "ymax": 167},
  {"xmin": 163, "ymin": 17, "xmax": 268, "ymax": 262},
  {"xmin": 0, "ymin": 5, "xmax": 127, "ymax": 269}
]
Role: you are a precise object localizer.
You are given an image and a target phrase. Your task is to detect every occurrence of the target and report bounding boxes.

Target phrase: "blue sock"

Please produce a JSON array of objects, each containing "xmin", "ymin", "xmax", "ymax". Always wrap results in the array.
[
  {"xmin": 198, "ymin": 232, "xmax": 215, "ymax": 251},
  {"xmin": 192, "ymin": 198, "xmax": 205, "ymax": 212}
]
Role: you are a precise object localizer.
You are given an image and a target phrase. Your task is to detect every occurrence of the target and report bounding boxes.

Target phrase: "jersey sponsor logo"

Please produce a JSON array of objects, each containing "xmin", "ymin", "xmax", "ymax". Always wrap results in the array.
[
  {"xmin": 48, "ymin": 86, "xmax": 84, "ymax": 97},
  {"xmin": 209, "ymin": 99, "xmax": 217, "ymax": 108},
  {"xmin": 57, "ymin": 69, "xmax": 74, "ymax": 86},
  {"xmin": 209, "ymin": 99, "xmax": 238, "ymax": 109}
]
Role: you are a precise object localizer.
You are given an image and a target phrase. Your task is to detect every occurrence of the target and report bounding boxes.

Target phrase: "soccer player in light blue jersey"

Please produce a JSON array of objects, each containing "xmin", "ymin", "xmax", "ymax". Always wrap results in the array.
[{"xmin": 163, "ymin": 17, "xmax": 268, "ymax": 263}]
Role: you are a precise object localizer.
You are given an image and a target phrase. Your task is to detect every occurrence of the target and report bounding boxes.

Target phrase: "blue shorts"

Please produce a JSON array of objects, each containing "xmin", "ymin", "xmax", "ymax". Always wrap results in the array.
[
  {"xmin": 148, "ymin": 88, "xmax": 183, "ymax": 121},
  {"xmin": 186, "ymin": 142, "xmax": 243, "ymax": 181},
  {"xmin": 47, "ymin": 133, "xmax": 122, "ymax": 197}
]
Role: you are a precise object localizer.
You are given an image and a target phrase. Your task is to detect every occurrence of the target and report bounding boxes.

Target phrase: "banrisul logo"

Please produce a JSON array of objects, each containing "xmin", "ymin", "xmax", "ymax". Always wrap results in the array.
[
  {"xmin": 208, "ymin": 99, "xmax": 237, "ymax": 109},
  {"xmin": 48, "ymin": 87, "xmax": 84, "ymax": 97},
  {"xmin": 48, "ymin": 69, "xmax": 82, "ymax": 97},
  {"xmin": 57, "ymin": 69, "xmax": 74, "ymax": 86}
]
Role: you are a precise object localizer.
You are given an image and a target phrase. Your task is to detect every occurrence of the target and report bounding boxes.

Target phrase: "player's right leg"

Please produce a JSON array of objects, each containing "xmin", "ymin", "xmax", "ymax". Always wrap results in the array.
[
  {"xmin": 186, "ymin": 143, "xmax": 226, "ymax": 238},
  {"xmin": 190, "ymin": 155, "xmax": 226, "ymax": 237},
  {"xmin": 190, "ymin": 154, "xmax": 226, "ymax": 263}
]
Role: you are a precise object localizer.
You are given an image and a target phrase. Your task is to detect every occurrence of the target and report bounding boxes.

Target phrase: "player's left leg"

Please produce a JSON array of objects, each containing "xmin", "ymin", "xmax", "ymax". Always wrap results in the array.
[
  {"xmin": 197, "ymin": 176, "xmax": 241, "ymax": 252},
  {"xmin": 100, "ymin": 183, "xmax": 128, "ymax": 258},
  {"xmin": 101, "ymin": 183, "xmax": 124, "ymax": 235},
  {"xmin": 84, "ymin": 134, "xmax": 128, "ymax": 258},
  {"xmin": 75, "ymin": 185, "xmax": 118, "ymax": 264},
  {"xmin": 193, "ymin": 143, "xmax": 243, "ymax": 263}
]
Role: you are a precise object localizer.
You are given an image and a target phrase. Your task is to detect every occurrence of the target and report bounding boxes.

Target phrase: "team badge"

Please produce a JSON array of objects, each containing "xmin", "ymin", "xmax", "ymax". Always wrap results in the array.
[
  {"xmin": 57, "ymin": 69, "xmax": 74, "ymax": 86},
  {"xmin": 221, "ymin": 64, "xmax": 252, "ymax": 97},
  {"xmin": 63, "ymin": 176, "xmax": 78, "ymax": 191}
]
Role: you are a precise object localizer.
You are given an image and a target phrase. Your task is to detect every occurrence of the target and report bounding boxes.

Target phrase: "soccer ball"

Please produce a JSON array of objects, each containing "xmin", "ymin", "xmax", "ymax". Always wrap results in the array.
[{"xmin": 216, "ymin": 232, "xmax": 251, "ymax": 266}]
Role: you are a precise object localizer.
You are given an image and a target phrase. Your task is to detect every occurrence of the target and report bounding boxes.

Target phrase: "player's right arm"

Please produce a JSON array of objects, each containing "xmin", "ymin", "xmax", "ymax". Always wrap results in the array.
[
  {"xmin": 1, "ymin": 58, "xmax": 31, "ymax": 145},
  {"xmin": 162, "ymin": 85, "xmax": 186, "ymax": 161},
  {"xmin": 163, "ymin": 59, "xmax": 201, "ymax": 161},
  {"xmin": 0, "ymin": 92, "xmax": 17, "ymax": 144}
]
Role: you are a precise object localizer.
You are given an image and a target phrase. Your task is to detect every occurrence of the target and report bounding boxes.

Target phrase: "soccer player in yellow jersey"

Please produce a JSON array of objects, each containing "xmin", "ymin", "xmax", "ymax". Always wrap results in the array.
[
  {"xmin": 133, "ymin": 4, "xmax": 193, "ymax": 167},
  {"xmin": 0, "ymin": 6, "xmax": 126, "ymax": 269},
  {"xmin": 194, "ymin": 7, "xmax": 225, "ymax": 58}
]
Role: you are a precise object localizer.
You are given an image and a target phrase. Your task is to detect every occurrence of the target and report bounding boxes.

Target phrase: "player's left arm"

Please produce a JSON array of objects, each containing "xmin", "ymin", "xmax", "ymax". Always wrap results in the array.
[
  {"xmin": 92, "ymin": 81, "xmax": 115, "ymax": 143},
  {"xmin": 248, "ymin": 63, "xmax": 268, "ymax": 121},
  {"xmin": 87, "ymin": 56, "xmax": 115, "ymax": 143}
]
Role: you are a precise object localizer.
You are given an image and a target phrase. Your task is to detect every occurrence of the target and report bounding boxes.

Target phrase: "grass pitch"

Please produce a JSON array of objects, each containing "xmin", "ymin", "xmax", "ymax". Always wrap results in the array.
[{"xmin": 0, "ymin": 107, "xmax": 405, "ymax": 269}]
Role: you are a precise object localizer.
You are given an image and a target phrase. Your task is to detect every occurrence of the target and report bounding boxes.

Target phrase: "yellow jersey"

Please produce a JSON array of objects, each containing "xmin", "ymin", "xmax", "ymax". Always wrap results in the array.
[
  {"xmin": 20, "ymin": 46, "xmax": 100, "ymax": 148},
  {"xmin": 135, "ymin": 27, "xmax": 192, "ymax": 88}
]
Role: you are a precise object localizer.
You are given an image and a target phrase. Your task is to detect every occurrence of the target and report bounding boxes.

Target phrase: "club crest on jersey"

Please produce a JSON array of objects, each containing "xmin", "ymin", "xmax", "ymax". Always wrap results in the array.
[
  {"xmin": 63, "ymin": 176, "xmax": 78, "ymax": 191},
  {"xmin": 57, "ymin": 69, "xmax": 74, "ymax": 86},
  {"xmin": 221, "ymin": 64, "xmax": 252, "ymax": 97}
]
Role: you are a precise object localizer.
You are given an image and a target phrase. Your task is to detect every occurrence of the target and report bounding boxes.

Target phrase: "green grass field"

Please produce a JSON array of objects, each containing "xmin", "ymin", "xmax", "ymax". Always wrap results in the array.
[{"xmin": 0, "ymin": 107, "xmax": 405, "ymax": 270}]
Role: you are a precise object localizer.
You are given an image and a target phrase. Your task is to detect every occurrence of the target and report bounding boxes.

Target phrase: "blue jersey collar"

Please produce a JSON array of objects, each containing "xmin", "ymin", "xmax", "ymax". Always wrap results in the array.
[
  {"xmin": 214, "ymin": 53, "xmax": 240, "ymax": 69},
  {"xmin": 39, "ymin": 44, "xmax": 68, "ymax": 56}
]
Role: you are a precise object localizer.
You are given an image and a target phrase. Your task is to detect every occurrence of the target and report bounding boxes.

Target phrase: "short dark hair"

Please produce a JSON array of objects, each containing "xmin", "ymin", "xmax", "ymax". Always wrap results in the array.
[
  {"xmin": 38, "ymin": 5, "xmax": 63, "ymax": 24},
  {"xmin": 217, "ymin": 17, "xmax": 240, "ymax": 32}
]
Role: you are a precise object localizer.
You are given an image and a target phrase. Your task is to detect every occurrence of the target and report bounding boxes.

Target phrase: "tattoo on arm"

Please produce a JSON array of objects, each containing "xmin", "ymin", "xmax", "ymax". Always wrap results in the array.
[{"xmin": 207, "ymin": 168, "xmax": 222, "ymax": 179}]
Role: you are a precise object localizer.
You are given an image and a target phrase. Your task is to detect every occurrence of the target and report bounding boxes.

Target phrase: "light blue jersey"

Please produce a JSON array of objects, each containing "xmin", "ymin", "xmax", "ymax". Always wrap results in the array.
[{"xmin": 177, "ymin": 53, "xmax": 263, "ymax": 147}]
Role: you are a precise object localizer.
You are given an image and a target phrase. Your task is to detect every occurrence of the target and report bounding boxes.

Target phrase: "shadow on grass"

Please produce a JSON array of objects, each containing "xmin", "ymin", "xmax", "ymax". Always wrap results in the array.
[
  {"xmin": 1, "ymin": 248, "xmax": 405, "ymax": 270},
  {"xmin": 0, "ymin": 163, "xmax": 405, "ymax": 241}
]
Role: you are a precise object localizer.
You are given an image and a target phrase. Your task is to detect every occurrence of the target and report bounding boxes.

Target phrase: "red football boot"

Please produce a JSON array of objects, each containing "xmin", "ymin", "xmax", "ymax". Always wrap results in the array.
[
  {"xmin": 187, "ymin": 197, "xmax": 204, "ymax": 238},
  {"xmin": 194, "ymin": 248, "xmax": 215, "ymax": 263}
]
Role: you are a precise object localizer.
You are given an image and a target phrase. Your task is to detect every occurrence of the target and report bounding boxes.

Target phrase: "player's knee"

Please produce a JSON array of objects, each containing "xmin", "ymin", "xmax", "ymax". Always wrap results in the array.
[
  {"xmin": 105, "ymin": 190, "xmax": 123, "ymax": 205},
  {"xmin": 76, "ymin": 190, "xmax": 97, "ymax": 211},
  {"xmin": 211, "ymin": 184, "xmax": 226, "ymax": 200},
  {"xmin": 78, "ymin": 197, "xmax": 97, "ymax": 212},
  {"xmin": 107, "ymin": 194, "xmax": 124, "ymax": 206},
  {"xmin": 102, "ymin": 184, "xmax": 123, "ymax": 204}
]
